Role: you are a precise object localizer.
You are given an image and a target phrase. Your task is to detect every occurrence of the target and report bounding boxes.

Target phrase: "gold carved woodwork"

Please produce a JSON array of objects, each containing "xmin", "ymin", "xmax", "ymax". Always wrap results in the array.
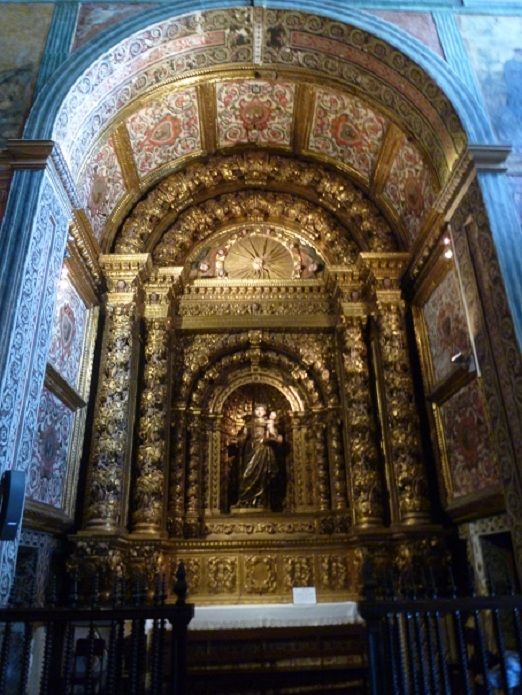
[
  {"xmin": 132, "ymin": 270, "xmax": 178, "ymax": 534},
  {"xmin": 377, "ymin": 297, "xmax": 431, "ymax": 524},
  {"xmin": 320, "ymin": 555, "xmax": 349, "ymax": 591},
  {"xmin": 339, "ymin": 313, "xmax": 385, "ymax": 528},
  {"xmin": 154, "ymin": 191, "xmax": 358, "ymax": 267},
  {"xmin": 132, "ymin": 317, "xmax": 170, "ymax": 535},
  {"xmin": 115, "ymin": 152, "xmax": 398, "ymax": 255},
  {"xmin": 83, "ymin": 255, "xmax": 151, "ymax": 531},
  {"xmin": 207, "ymin": 557, "xmax": 238, "ymax": 594},
  {"xmin": 283, "ymin": 556, "xmax": 314, "ymax": 590},
  {"xmin": 245, "ymin": 556, "xmax": 277, "ymax": 594}
]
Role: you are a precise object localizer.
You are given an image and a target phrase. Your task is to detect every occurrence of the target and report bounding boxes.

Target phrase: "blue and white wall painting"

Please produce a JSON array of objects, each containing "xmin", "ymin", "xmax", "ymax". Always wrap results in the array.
[{"xmin": 457, "ymin": 15, "xmax": 522, "ymax": 221}]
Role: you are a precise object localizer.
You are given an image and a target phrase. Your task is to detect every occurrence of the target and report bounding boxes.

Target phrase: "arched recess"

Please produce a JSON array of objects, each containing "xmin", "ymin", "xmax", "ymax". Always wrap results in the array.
[
  {"xmin": 170, "ymin": 336, "xmax": 337, "ymax": 537},
  {"xmin": 2, "ymin": 2, "xmax": 521, "ymax": 606}
]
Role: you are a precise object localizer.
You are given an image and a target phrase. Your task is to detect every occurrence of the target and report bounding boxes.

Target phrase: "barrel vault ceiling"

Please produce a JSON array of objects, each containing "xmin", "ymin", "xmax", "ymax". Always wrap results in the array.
[{"xmin": 58, "ymin": 8, "xmax": 468, "ymax": 252}]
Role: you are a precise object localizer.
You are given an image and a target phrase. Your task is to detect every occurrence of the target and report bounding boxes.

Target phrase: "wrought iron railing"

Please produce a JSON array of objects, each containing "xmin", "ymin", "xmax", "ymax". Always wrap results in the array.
[
  {"xmin": 359, "ymin": 565, "xmax": 522, "ymax": 694},
  {"xmin": 0, "ymin": 564, "xmax": 194, "ymax": 695}
]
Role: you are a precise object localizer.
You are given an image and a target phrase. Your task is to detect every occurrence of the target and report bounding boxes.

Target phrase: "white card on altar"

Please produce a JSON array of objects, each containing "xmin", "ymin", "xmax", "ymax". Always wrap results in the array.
[{"xmin": 292, "ymin": 587, "xmax": 317, "ymax": 604}]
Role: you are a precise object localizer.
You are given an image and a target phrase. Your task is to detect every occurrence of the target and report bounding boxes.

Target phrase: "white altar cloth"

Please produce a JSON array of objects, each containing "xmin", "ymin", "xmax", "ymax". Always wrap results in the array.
[{"xmin": 188, "ymin": 602, "xmax": 362, "ymax": 631}]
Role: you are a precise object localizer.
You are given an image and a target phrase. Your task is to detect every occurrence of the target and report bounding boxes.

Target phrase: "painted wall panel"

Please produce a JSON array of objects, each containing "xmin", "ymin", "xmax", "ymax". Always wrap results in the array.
[
  {"xmin": 0, "ymin": 4, "xmax": 53, "ymax": 140},
  {"xmin": 48, "ymin": 275, "xmax": 88, "ymax": 389},
  {"xmin": 27, "ymin": 386, "xmax": 74, "ymax": 509}
]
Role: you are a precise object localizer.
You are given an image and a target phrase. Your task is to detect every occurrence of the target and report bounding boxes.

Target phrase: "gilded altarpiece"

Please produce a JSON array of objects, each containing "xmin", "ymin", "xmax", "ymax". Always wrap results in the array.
[{"xmin": 72, "ymin": 168, "xmax": 447, "ymax": 602}]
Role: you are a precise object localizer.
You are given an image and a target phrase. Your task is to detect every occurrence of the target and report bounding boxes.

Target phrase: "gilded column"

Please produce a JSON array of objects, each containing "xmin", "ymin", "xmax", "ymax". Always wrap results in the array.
[
  {"xmin": 363, "ymin": 253, "xmax": 430, "ymax": 525},
  {"xmin": 340, "ymin": 310, "xmax": 385, "ymax": 528},
  {"xmin": 312, "ymin": 413, "xmax": 330, "ymax": 512},
  {"xmin": 168, "ymin": 407, "xmax": 187, "ymax": 537},
  {"xmin": 84, "ymin": 254, "xmax": 151, "ymax": 532},
  {"xmin": 185, "ymin": 410, "xmax": 203, "ymax": 537},
  {"xmin": 327, "ymin": 411, "xmax": 347, "ymax": 511},
  {"xmin": 132, "ymin": 270, "xmax": 177, "ymax": 535}
]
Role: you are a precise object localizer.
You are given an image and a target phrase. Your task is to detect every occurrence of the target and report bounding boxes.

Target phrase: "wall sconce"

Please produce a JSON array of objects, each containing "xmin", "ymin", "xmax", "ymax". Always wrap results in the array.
[{"xmin": 451, "ymin": 351, "xmax": 476, "ymax": 373}]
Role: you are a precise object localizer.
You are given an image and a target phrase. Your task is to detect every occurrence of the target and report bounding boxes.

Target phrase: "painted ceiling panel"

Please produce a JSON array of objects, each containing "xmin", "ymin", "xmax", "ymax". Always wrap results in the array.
[
  {"xmin": 216, "ymin": 80, "xmax": 295, "ymax": 149},
  {"xmin": 383, "ymin": 138, "xmax": 436, "ymax": 243},
  {"xmin": 56, "ymin": 9, "xmax": 252, "ymax": 177},
  {"xmin": 127, "ymin": 88, "xmax": 202, "ymax": 177},
  {"xmin": 308, "ymin": 87, "xmax": 387, "ymax": 180},
  {"xmin": 77, "ymin": 135, "xmax": 126, "ymax": 241}
]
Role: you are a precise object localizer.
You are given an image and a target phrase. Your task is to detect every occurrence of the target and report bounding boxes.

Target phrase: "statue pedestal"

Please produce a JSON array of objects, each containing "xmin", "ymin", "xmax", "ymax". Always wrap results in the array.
[{"xmin": 230, "ymin": 506, "xmax": 269, "ymax": 515}]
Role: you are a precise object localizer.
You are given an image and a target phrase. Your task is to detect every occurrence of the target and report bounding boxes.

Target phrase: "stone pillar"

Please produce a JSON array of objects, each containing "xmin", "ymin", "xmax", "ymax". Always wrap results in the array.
[
  {"xmin": 132, "ymin": 269, "xmax": 178, "ymax": 536},
  {"xmin": 340, "ymin": 311, "xmax": 385, "ymax": 528},
  {"xmin": 362, "ymin": 254, "xmax": 431, "ymax": 525},
  {"xmin": 83, "ymin": 254, "xmax": 151, "ymax": 532}
]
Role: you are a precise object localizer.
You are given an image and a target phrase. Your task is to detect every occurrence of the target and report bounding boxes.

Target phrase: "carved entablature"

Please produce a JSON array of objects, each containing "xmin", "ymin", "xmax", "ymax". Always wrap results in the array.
[
  {"xmin": 115, "ymin": 152, "xmax": 398, "ymax": 255},
  {"xmin": 177, "ymin": 280, "xmax": 332, "ymax": 322}
]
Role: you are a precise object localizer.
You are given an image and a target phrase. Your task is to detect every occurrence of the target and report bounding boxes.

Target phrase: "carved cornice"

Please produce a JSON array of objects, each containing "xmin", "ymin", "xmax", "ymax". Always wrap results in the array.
[
  {"xmin": 100, "ymin": 253, "xmax": 152, "ymax": 293},
  {"xmin": 70, "ymin": 208, "xmax": 104, "ymax": 292},
  {"xmin": 359, "ymin": 252, "xmax": 409, "ymax": 291},
  {"xmin": 144, "ymin": 266, "xmax": 182, "ymax": 319},
  {"xmin": 65, "ymin": 240, "xmax": 100, "ymax": 308},
  {"xmin": 468, "ymin": 144, "xmax": 511, "ymax": 171},
  {"xmin": 1, "ymin": 139, "xmax": 81, "ymax": 211}
]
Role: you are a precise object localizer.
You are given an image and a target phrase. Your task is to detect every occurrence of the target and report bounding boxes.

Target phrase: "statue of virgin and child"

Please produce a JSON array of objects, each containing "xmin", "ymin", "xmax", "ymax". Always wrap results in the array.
[{"xmin": 232, "ymin": 405, "xmax": 284, "ymax": 511}]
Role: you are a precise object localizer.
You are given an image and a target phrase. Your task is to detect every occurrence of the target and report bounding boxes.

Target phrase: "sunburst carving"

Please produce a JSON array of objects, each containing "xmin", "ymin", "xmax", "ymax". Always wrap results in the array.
[{"xmin": 224, "ymin": 235, "xmax": 294, "ymax": 279}]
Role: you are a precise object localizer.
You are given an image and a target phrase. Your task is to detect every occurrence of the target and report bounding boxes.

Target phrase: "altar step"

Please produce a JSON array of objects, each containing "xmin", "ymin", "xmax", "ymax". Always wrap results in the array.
[{"xmin": 187, "ymin": 624, "xmax": 368, "ymax": 694}]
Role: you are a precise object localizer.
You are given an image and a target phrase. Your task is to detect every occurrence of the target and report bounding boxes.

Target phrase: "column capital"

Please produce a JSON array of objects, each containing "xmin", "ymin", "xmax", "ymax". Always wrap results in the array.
[
  {"xmin": 359, "ymin": 252, "xmax": 409, "ymax": 291},
  {"xmin": 101, "ymin": 253, "xmax": 152, "ymax": 299},
  {"xmin": 143, "ymin": 266, "xmax": 182, "ymax": 319}
]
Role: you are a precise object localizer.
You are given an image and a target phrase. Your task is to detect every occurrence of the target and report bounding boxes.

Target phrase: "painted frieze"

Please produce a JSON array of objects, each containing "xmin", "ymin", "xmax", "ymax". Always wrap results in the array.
[
  {"xmin": 422, "ymin": 268, "xmax": 471, "ymax": 384},
  {"xmin": 77, "ymin": 136, "xmax": 126, "ymax": 241},
  {"xmin": 28, "ymin": 387, "xmax": 74, "ymax": 509},
  {"xmin": 440, "ymin": 380, "xmax": 500, "ymax": 501},
  {"xmin": 48, "ymin": 274, "xmax": 88, "ymax": 390},
  {"xmin": 127, "ymin": 88, "xmax": 201, "ymax": 177},
  {"xmin": 384, "ymin": 138, "xmax": 435, "ymax": 243},
  {"xmin": 309, "ymin": 87, "xmax": 386, "ymax": 179},
  {"xmin": 216, "ymin": 80, "xmax": 295, "ymax": 148}
]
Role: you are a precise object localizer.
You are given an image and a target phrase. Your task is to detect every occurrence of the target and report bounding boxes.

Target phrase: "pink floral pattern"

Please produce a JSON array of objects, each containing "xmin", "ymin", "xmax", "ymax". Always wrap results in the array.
[
  {"xmin": 216, "ymin": 80, "xmax": 294, "ymax": 147},
  {"xmin": 27, "ymin": 388, "xmax": 74, "ymax": 509},
  {"xmin": 384, "ymin": 138, "xmax": 435, "ymax": 243},
  {"xmin": 441, "ymin": 380, "xmax": 500, "ymax": 500},
  {"xmin": 48, "ymin": 275, "xmax": 88, "ymax": 389},
  {"xmin": 127, "ymin": 88, "xmax": 201, "ymax": 176},
  {"xmin": 423, "ymin": 268, "xmax": 471, "ymax": 384},
  {"xmin": 309, "ymin": 88, "xmax": 386, "ymax": 178},
  {"xmin": 77, "ymin": 136, "xmax": 126, "ymax": 240}
]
